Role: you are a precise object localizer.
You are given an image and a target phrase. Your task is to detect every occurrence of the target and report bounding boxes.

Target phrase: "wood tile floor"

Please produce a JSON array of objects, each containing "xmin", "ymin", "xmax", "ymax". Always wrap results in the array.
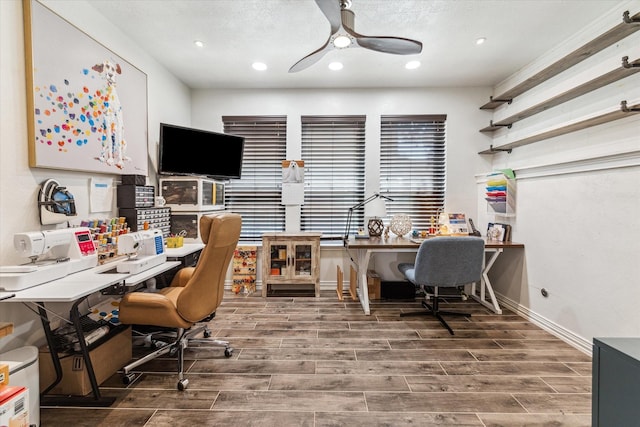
[{"xmin": 41, "ymin": 291, "xmax": 593, "ymax": 426}]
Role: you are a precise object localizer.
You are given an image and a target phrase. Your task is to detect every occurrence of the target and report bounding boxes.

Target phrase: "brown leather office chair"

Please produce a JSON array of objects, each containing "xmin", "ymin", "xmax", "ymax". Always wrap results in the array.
[{"xmin": 118, "ymin": 212, "xmax": 241, "ymax": 390}]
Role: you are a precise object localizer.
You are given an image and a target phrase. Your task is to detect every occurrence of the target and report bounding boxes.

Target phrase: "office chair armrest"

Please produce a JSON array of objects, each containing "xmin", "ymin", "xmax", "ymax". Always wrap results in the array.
[{"xmin": 170, "ymin": 267, "xmax": 196, "ymax": 287}]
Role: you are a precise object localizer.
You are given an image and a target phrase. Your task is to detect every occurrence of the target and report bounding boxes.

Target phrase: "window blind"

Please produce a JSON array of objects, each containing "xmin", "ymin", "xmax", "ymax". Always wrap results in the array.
[
  {"xmin": 300, "ymin": 115, "xmax": 366, "ymax": 237},
  {"xmin": 222, "ymin": 116, "xmax": 287, "ymax": 241},
  {"xmin": 380, "ymin": 115, "xmax": 446, "ymax": 230}
]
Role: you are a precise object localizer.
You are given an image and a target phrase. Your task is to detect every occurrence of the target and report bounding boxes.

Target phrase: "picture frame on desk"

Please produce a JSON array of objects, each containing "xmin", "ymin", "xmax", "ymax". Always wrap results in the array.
[{"xmin": 487, "ymin": 223, "xmax": 511, "ymax": 242}]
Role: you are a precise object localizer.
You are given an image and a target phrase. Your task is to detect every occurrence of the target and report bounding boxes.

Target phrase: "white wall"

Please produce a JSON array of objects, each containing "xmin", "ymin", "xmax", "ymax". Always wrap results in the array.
[
  {"xmin": 0, "ymin": 0, "xmax": 191, "ymax": 353},
  {"xmin": 478, "ymin": 0, "xmax": 640, "ymax": 351},
  {"xmin": 191, "ymin": 87, "xmax": 493, "ymax": 281}
]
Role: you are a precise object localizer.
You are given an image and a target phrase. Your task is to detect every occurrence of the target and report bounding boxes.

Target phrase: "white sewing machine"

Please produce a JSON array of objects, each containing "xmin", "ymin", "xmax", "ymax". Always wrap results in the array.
[
  {"xmin": 0, "ymin": 228, "xmax": 98, "ymax": 291},
  {"xmin": 116, "ymin": 229, "xmax": 166, "ymax": 274}
]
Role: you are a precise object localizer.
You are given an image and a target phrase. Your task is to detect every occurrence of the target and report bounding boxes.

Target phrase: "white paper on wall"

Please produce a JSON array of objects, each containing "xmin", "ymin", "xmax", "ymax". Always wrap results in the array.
[
  {"xmin": 282, "ymin": 183, "xmax": 304, "ymax": 205},
  {"xmin": 90, "ymin": 177, "xmax": 113, "ymax": 212}
]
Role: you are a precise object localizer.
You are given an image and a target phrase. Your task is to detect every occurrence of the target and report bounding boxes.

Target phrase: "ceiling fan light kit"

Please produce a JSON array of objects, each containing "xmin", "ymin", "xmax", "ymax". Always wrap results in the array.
[
  {"xmin": 289, "ymin": 0, "xmax": 423, "ymax": 73},
  {"xmin": 332, "ymin": 34, "xmax": 352, "ymax": 48}
]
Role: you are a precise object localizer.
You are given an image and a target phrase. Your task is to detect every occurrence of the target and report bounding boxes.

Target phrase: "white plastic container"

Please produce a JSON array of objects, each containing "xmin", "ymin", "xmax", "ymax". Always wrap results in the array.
[{"xmin": 1, "ymin": 346, "xmax": 39, "ymax": 427}]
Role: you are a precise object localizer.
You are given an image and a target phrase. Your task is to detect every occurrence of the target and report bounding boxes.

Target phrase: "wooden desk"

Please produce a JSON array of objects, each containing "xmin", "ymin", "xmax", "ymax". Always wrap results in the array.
[{"xmin": 344, "ymin": 236, "xmax": 524, "ymax": 315}]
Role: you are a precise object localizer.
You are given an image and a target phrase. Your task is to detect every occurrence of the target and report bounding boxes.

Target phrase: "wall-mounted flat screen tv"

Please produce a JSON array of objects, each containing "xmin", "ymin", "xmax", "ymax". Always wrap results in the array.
[{"xmin": 158, "ymin": 123, "xmax": 244, "ymax": 179}]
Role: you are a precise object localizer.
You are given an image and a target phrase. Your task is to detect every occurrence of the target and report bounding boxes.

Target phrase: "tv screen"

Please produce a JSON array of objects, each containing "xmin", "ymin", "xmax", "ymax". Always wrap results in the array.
[{"xmin": 159, "ymin": 123, "xmax": 244, "ymax": 179}]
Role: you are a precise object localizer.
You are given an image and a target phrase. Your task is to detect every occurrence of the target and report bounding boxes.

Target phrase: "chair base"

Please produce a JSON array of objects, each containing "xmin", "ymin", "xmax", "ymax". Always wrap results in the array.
[
  {"xmin": 400, "ymin": 299, "xmax": 470, "ymax": 335},
  {"xmin": 122, "ymin": 323, "xmax": 232, "ymax": 390}
]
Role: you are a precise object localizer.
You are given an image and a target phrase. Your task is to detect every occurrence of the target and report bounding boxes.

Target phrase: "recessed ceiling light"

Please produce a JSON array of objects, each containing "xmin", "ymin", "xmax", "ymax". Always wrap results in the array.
[
  {"xmin": 476, "ymin": 37, "xmax": 486, "ymax": 45},
  {"xmin": 405, "ymin": 61, "xmax": 421, "ymax": 70},
  {"xmin": 328, "ymin": 62, "xmax": 343, "ymax": 71},
  {"xmin": 252, "ymin": 62, "xmax": 267, "ymax": 71},
  {"xmin": 194, "ymin": 40, "xmax": 205, "ymax": 48}
]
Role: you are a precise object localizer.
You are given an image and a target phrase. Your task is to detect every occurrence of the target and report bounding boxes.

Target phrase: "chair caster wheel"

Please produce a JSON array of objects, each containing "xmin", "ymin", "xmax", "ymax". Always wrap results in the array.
[
  {"xmin": 122, "ymin": 372, "xmax": 136, "ymax": 385},
  {"xmin": 177, "ymin": 379, "xmax": 189, "ymax": 391},
  {"xmin": 224, "ymin": 348, "xmax": 233, "ymax": 357},
  {"xmin": 203, "ymin": 329, "xmax": 211, "ymax": 338}
]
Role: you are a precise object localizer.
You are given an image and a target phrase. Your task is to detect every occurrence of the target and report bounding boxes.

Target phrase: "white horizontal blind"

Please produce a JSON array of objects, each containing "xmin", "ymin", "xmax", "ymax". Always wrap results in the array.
[
  {"xmin": 380, "ymin": 115, "xmax": 446, "ymax": 230},
  {"xmin": 301, "ymin": 115, "xmax": 366, "ymax": 237},
  {"xmin": 222, "ymin": 116, "xmax": 287, "ymax": 241}
]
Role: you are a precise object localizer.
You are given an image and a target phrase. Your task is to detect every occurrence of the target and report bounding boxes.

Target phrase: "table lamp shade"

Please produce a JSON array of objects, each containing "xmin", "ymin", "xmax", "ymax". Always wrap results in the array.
[{"xmin": 368, "ymin": 198, "xmax": 387, "ymax": 218}]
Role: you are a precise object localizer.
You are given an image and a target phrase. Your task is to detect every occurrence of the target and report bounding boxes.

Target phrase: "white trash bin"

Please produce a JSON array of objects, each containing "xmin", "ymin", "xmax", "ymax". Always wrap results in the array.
[{"xmin": 1, "ymin": 346, "xmax": 40, "ymax": 427}]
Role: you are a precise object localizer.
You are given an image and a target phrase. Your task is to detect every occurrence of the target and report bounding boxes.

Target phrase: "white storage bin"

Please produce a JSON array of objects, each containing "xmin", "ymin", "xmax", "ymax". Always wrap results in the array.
[
  {"xmin": 170, "ymin": 211, "xmax": 225, "ymax": 243},
  {"xmin": 1, "ymin": 346, "xmax": 39, "ymax": 427},
  {"xmin": 160, "ymin": 177, "xmax": 225, "ymax": 212}
]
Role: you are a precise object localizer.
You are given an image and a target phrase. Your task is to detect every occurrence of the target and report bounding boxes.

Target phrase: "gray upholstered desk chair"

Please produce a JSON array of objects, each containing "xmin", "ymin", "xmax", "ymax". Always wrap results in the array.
[
  {"xmin": 118, "ymin": 212, "xmax": 241, "ymax": 390},
  {"xmin": 398, "ymin": 236, "xmax": 484, "ymax": 335}
]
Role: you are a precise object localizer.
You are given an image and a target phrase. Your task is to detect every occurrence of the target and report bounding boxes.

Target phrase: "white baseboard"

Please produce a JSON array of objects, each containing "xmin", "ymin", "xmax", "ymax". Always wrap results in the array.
[{"xmin": 496, "ymin": 293, "xmax": 592, "ymax": 356}]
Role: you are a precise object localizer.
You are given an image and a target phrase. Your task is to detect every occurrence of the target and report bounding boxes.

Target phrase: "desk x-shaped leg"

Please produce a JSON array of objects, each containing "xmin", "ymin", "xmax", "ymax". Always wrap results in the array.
[{"xmin": 469, "ymin": 248, "xmax": 503, "ymax": 314}]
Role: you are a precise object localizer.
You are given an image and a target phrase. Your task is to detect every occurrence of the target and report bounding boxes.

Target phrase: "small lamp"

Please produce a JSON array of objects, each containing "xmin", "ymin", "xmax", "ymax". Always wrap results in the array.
[
  {"xmin": 344, "ymin": 193, "xmax": 394, "ymax": 243},
  {"xmin": 367, "ymin": 197, "xmax": 387, "ymax": 237}
]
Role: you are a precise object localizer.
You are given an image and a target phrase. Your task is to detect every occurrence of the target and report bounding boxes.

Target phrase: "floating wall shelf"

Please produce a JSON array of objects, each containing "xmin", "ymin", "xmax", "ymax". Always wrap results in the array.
[
  {"xmin": 479, "ymin": 101, "xmax": 640, "ymax": 154},
  {"xmin": 480, "ymin": 10, "xmax": 640, "ymax": 110},
  {"xmin": 480, "ymin": 57, "xmax": 640, "ymax": 133}
]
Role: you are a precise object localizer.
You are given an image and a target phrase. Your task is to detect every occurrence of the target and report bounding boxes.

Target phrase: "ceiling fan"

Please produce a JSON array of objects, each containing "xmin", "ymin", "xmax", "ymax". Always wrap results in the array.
[{"xmin": 289, "ymin": 0, "xmax": 423, "ymax": 73}]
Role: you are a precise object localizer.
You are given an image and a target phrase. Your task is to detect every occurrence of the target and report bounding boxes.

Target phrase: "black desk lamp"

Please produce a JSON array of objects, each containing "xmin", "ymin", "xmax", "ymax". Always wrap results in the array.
[{"xmin": 343, "ymin": 193, "xmax": 393, "ymax": 243}]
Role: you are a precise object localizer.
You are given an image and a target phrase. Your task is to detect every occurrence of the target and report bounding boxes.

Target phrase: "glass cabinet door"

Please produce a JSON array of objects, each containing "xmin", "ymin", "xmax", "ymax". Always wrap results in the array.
[
  {"xmin": 269, "ymin": 244, "xmax": 288, "ymax": 276},
  {"xmin": 293, "ymin": 243, "xmax": 313, "ymax": 278}
]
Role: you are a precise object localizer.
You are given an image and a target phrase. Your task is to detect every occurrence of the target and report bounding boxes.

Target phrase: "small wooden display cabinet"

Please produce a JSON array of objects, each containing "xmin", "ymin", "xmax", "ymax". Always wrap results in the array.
[{"xmin": 262, "ymin": 232, "xmax": 321, "ymax": 297}]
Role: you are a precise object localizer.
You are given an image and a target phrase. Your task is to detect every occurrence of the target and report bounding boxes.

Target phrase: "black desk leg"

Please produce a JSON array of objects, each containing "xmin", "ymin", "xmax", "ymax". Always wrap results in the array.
[
  {"xmin": 36, "ymin": 303, "xmax": 64, "ymax": 396},
  {"xmin": 38, "ymin": 299, "xmax": 115, "ymax": 407}
]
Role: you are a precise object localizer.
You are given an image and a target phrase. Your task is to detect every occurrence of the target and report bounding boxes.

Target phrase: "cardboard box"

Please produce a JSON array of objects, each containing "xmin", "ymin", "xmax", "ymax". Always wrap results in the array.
[
  {"xmin": 0, "ymin": 386, "xmax": 29, "ymax": 427},
  {"xmin": 0, "ymin": 364, "xmax": 8, "ymax": 386},
  {"xmin": 367, "ymin": 270, "xmax": 381, "ymax": 300},
  {"xmin": 39, "ymin": 326, "xmax": 131, "ymax": 396}
]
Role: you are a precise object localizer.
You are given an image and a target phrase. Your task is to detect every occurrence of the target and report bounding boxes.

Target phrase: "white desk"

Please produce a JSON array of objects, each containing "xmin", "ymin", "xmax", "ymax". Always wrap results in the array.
[
  {"xmin": 344, "ymin": 236, "xmax": 524, "ymax": 316},
  {"xmin": 0, "ymin": 261, "xmax": 180, "ymax": 303},
  {"xmin": 165, "ymin": 243, "xmax": 204, "ymax": 259},
  {"xmin": 0, "ymin": 259, "xmax": 181, "ymax": 406}
]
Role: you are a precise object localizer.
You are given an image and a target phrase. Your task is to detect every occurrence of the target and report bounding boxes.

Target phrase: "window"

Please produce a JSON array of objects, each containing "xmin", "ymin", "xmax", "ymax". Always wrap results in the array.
[
  {"xmin": 223, "ymin": 116, "xmax": 287, "ymax": 241},
  {"xmin": 301, "ymin": 115, "xmax": 366, "ymax": 237},
  {"xmin": 380, "ymin": 115, "xmax": 446, "ymax": 230}
]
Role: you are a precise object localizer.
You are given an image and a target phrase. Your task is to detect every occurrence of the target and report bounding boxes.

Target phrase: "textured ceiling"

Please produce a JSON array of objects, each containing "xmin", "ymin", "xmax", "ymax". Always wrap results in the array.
[{"xmin": 87, "ymin": 0, "xmax": 624, "ymax": 89}]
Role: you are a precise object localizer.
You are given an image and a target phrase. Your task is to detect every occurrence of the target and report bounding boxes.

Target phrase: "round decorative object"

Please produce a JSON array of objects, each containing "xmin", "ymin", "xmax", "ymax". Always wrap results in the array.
[{"xmin": 389, "ymin": 214, "xmax": 412, "ymax": 237}]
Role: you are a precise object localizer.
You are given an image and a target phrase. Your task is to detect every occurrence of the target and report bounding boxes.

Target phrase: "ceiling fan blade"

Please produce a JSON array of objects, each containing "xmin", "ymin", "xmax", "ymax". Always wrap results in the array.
[
  {"xmin": 355, "ymin": 36, "xmax": 423, "ymax": 55},
  {"xmin": 314, "ymin": 0, "xmax": 342, "ymax": 34},
  {"xmin": 289, "ymin": 40, "xmax": 334, "ymax": 73}
]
